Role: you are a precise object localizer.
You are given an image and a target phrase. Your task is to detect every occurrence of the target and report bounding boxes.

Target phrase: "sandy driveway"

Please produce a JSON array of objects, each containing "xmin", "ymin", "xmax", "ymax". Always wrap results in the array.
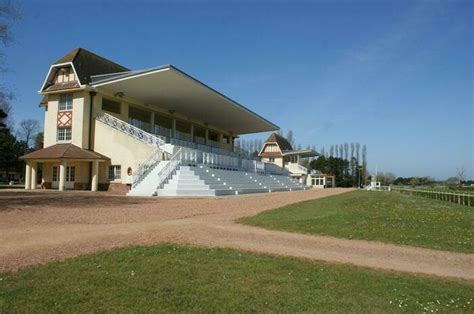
[{"xmin": 1, "ymin": 188, "xmax": 473, "ymax": 280}]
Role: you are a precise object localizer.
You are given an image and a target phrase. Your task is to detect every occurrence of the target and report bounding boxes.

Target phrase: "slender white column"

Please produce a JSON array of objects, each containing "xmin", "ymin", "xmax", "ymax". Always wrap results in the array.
[
  {"xmin": 59, "ymin": 161, "xmax": 66, "ymax": 191},
  {"xmin": 30, "ymin": 162, "xmax": 37, "ymax": 190},
  {"xmin": 24, "ymin": 163, "xmax": 31, "ymax": 190},
  {"xmin": 150, "ymin": 112, "xmax": 155, "ymax": 133},
  {"xmin": 171, "ymin": 118, "xmax": 176, "ymax": 138},
  {"xmin": 91, "ymin": 160, "xmax": 99, "ymax": 191}
]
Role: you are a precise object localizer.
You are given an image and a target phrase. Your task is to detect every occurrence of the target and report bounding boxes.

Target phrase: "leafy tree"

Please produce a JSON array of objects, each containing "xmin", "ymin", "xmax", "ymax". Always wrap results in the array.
[
  {"xmin": 409, "ymin": 177, "xmax": 420, "ymax": 186},
  {"xmin": 0, "ymin": 110, "xmax": 25, "ymax": 181},
  {"xmin": 309, "ymin": 156, "xmax": 352, "ymax": 187},
  {"xmin": 362, "ymin": 144, "xmax": 367, "ymax": 185},
  {"xmin": 34, "ymin": 131, "xmax": 43, "ymax": 150}
]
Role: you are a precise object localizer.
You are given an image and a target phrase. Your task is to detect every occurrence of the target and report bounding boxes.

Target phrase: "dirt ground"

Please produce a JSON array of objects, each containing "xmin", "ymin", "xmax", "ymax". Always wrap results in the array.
[{"xmin": 0, "ymin": 188, "xmax": 473, "ymax": 280}]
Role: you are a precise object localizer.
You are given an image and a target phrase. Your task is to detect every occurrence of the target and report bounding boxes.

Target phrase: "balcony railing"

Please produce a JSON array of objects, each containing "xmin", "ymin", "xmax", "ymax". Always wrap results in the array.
[
  {"xmin": 97, "ymin": 112, "xmax": 166, "ymax": 148},
  {"xmin": 285, "ymin": 163, "xmax": 308, "ymax": 174}
]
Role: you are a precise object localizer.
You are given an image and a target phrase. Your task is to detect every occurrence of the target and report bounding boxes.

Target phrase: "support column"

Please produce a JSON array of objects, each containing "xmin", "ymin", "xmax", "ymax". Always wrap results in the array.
[
  {"xmin": 91, "ymin": 160, "xmax": 99, "ymax": 192},
  {"xmin": 205, "ymin": 129, "xmax": 209, "ymax": 145},
  {"xmin": 59, "ymin": 160, "xmax": 66, "ymax": 191},
  {"xmin": 24, "ymin": 162, "xmax": 31, "ymax": 190},
  {"xmin": 30, "ymin": 161, "xmax": 37, "ymax": 190},
  {"xmin": 171, "ymin": 118, "xmax": 176, "ymax": 138},
  {"xmin": 150, "ymin": 112, "xmax": 155, "ymax": 134},
  {"xmin": 218, "ymin": 133, "xmax": 223, "ymax": 146},
  {"xmin": 231, "ymin": 137, "xmax": 235, "ymax": 152}
]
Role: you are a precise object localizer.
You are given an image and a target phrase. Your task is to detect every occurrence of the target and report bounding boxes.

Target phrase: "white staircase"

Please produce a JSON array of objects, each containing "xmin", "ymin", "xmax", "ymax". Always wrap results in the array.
[
  {"xmin": 155, "ymin": 165, "xmax": 306, "ymax": 197},
  {"xmin": 127, "ymin": 161, "xmax": 171, "ymax": 196}
]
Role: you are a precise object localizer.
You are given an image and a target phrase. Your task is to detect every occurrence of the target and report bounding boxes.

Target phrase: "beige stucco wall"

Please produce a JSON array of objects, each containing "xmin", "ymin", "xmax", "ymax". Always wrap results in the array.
[
  {"xmin": 93, "ymin": 119, "xmax": 155, "ymax": 184},
  {"xmin": 43, "ymin": 91, "xmax": 90, "ymax": 149},
  {"xmin": 262, "ymin": 157, "xmax": 284, "ymax": 168},
  {"xmin": 43, "ymin": 94, "xmax": 58, "ymax": 148},
  {"xmin": 41, "ymin": 161, "xmax": 90, "ymax": 188},
  {"xmin": 71, "ymin": 92, "xmax": 90, "ymax": 149}
]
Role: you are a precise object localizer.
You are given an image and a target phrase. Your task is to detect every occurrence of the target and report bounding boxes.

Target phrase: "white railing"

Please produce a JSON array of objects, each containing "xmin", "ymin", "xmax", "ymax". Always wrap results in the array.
[
  {"xmin": 285, "ymin": 163, "xmax": 308, "ymax": 174},
  {"xmin": 97, "ymin": 112, "xmax": 166, "ymax": 148},
  {"xmin": 264, "ymin": 162, "xmax": 290, "ymax": 175},
  {"xmin": 156, "ymin": 148, "xmax": 184, "ymax": 190},
  {"xmin": 132, "ymin": 148, "xmax": 167, "ymax": 188},
  {"xmin": 392, "ymin": 187, "xmax": 473, "ymax": 207}
]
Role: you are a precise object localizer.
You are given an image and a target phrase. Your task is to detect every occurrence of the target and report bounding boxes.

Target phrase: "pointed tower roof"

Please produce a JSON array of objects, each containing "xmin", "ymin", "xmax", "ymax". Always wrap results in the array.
[
  {"xmin": 264, "ymin": 132, "xmax": 293, "ymax": 151},
  {"xmin": 53, "ymin": 48, "xmax": 130, "ymax": 85}
]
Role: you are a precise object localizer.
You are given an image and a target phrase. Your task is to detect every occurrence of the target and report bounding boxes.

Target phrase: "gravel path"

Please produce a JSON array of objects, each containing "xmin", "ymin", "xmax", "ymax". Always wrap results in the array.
[{"xmin": 1, "ymin": 189, "xmax": 473, "ymax": 280}]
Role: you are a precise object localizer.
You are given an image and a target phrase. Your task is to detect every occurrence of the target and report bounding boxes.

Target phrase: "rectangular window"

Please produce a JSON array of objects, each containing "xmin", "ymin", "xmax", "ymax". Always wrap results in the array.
[
  {"xmin": 52, "ymin": 166, "xmax": 58, "ymax": 182},
  {"xmin": 57, "ymin": 128, "xmax": 72, "ymax": 141},
  {"xmin": 66, "ymin": 166, "xmax": 75, "ymax": 182},
  {"xmin": 102, "ymin": 98, "xmax": 121, "ymax": 114},
  {"xmin": 269, "ymin": 157, "xmax": 275, "ymax": 162},
  {"xmin": 59, "ymin": 94, "xmax": 73, "ymax": 111},
  {"xmin": 108, "ymin": 165, "xmax": 121, "ymax": 180}
]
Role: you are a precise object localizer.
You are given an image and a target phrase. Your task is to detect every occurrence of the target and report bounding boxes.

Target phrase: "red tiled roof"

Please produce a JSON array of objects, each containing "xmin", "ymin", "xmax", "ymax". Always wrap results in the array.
[{"xmin": 20, "ymin": 144, "xmax": 109, "ymax": 160}]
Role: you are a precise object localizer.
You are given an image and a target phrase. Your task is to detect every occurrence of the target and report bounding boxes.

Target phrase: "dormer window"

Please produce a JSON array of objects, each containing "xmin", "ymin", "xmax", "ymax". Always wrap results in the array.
[
  {"xmin": 55, "ymin": 67, "xmax": 75, "ymax": 83},
  {"xmin": 59, "ymin": 94, "xmax": 73, "ymax": 111}
]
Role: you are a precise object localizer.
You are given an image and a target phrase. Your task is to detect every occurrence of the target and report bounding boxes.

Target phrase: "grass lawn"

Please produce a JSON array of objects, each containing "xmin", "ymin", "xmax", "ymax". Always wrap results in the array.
[
  {"xmin": 1, "ymin": 245, "xmax": 473, "ymax": 312},
  {"xmin": 240, "ymin": 191, "xmax": 474, "ymax": 253}
]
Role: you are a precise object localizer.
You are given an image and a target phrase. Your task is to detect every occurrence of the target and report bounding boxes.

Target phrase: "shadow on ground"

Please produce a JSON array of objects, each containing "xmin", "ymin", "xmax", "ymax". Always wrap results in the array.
[{"xmin": 0, "ymin": 191, "xmax": 152, "ymax": 211}]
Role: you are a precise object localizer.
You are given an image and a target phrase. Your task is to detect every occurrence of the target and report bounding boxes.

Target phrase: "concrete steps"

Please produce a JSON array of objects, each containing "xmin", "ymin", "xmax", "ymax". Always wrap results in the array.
[{"xmin": 155, "ymin": 165, "xmax": 306, "ymax": 197}]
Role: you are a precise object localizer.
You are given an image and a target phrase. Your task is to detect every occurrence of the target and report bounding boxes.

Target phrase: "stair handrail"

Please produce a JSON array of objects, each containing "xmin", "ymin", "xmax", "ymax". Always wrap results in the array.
[
  {"xmin": 155, "ymin": 147, "xmax": 185, "ymax": 190},
  {"xmin": 132, "ymin": 148, "xmax": 167, "ymax": 188},
  {"xmin": 96, "ymin": 112, "xmax": 166, "ymax": 147}
]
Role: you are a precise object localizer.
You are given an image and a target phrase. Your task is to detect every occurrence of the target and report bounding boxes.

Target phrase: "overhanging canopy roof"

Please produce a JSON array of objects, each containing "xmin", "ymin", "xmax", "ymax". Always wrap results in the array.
[
  {"xmin": 91, "ymin": 66, "xmax": 279, "ymax": 135},
  {"xmin": 282, "ymin": 150, "xmax": 319, "ymax": 158}
]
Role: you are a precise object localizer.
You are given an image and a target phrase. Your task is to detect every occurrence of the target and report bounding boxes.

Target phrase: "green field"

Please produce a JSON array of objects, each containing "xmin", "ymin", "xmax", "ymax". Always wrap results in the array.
[
  {"xmin": 240, "ymin": 191, "xmax": 474, "ymax": 253},
  {"xmin": 1, "ymin": 245, "xmax": 472, "ymax": 312}
]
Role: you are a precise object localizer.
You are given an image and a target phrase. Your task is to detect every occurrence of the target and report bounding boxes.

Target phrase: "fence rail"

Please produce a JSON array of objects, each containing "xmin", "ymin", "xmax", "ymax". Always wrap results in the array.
[{"xmin": 392, "ymin": 187, "xmax": 473, "ymax": 207}]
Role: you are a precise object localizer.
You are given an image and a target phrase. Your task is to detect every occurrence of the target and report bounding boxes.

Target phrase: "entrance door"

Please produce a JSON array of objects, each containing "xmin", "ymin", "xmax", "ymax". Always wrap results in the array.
[
  {"xmin": 65, "ymin": 166, "xmax": 75, "ymax": 189},
  {"xmin": 51, "ymin": 166, "xmax": 59, "ymax": 189},
  {"xmin": 51, "ymin": 166, "xmax": 75, "ymax": 189}
]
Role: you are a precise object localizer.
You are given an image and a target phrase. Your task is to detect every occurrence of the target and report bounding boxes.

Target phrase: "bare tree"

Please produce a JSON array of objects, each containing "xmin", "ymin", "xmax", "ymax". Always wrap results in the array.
[
  {"xmin": 456, "ymin": 167, "xmax": 466, "ymax": 186},
  {"xmin": 355, "ymin": 142, "xmax": 360, "ymax": 165},
  {"xmin": 343, "ymin": 142, "xmax": 349, "ymax": 161},
  {"xmin": 329, "ymin": 145, "xmax": 334, "ymax": 157},
  {"xmin": 1, "ymin": 0, "xmax": 20, "ymax": 71},
  {"xmin": 17, "ymin": 119, "xmax": 40, "ymax": 149},
  {"xmin": 1, "ymin": 0, "xmax": 20, "ymax": 129},
  {"xmin": 286, "ymin": 130, "xmax": 295, "ymax": 148}
]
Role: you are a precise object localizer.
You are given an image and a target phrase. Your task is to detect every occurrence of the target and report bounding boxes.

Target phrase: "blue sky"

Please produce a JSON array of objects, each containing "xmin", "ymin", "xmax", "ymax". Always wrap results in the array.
[{"xmin": 3, "ymin": 0, "xmax": 473, "ymax": 179}]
